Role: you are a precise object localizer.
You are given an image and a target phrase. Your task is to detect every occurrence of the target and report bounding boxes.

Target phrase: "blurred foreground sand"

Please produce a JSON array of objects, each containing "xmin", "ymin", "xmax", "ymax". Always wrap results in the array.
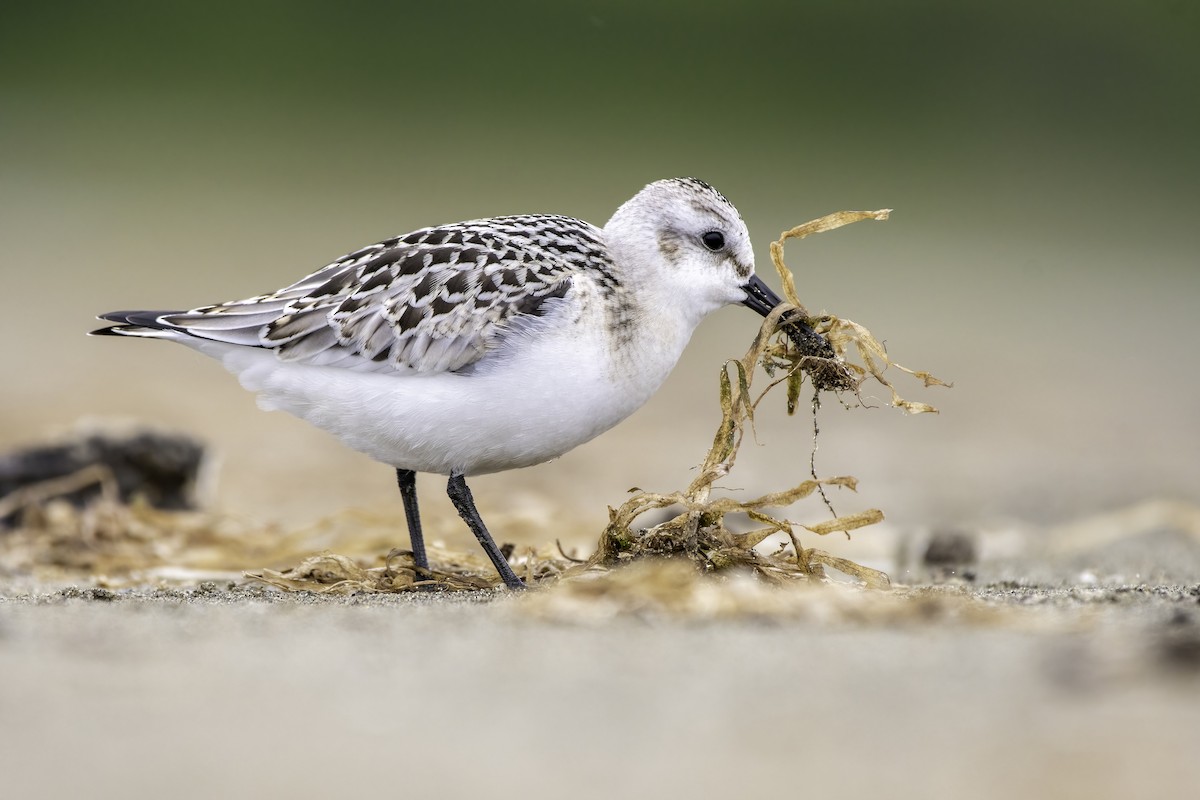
[
  {"xmin": 3, "ymin": 501, "xmax": 1200, "ymax": 800},
  {"xmin": 2, "ymin": 575, "xmax": 1199, "ymax": 800}
]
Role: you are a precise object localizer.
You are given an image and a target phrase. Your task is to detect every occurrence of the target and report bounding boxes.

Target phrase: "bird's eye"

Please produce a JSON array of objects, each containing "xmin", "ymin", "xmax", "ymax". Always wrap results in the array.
[{"xmin": 701, "ymin": 231, "xmax": 726, "ymax": 251}]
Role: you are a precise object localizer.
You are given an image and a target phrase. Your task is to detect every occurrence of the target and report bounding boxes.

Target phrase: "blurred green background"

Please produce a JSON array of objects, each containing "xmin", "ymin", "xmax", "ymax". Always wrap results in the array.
[{"xmin": 2, "ymin": 1, "xmax": 1197, "ymax": 544}]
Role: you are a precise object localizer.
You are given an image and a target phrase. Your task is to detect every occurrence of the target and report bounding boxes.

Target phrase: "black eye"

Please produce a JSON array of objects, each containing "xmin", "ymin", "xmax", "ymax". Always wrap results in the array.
[{"xmin": 701, "ymin": 231, "xmax": 725, "ymax": 251}]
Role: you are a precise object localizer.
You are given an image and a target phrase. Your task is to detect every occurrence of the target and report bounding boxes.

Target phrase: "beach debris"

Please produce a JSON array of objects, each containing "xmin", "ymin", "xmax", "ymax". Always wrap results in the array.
[{"xmin": 0, "ymin": 425, "xmax": 205, "ymax": 529}]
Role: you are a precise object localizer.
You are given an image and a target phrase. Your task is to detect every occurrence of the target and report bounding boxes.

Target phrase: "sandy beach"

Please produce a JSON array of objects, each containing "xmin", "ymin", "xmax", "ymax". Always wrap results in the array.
[{"xmin": 4, "ymin": 503, "xmax": 1200, "ymax": 800}]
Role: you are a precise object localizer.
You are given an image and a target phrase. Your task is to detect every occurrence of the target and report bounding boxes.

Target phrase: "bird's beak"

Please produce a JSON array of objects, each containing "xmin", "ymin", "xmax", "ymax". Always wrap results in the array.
[
  {"xmin": 741, "ymin": 273, "xmax": 825, "ymax": 340},
  {"xmin": 741, "ymin": 274, "xmax": 845, "ymax": 386},
  {"xmin": 740, "ymin": 274, "xmax": 784, "ymax": 317}
]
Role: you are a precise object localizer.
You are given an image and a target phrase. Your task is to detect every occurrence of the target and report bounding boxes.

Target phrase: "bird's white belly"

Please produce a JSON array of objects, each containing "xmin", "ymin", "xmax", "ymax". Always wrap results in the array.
[{"xmin": 210, "ymin": 313, "xmax": 682, "ymax": 476}]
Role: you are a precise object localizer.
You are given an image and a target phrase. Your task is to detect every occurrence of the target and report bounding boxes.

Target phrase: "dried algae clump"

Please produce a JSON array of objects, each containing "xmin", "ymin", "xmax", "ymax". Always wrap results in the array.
[
  {"xmin": 766, "ymin": 210, "xmax": 951, "ymax": 412},
  {"xmin": 571, "ymin": 209, "xmax": 948, "ymax": 591},
  {"xmin": 246, "ymin": 543, "xmax": 575, "ymax": 594},
  {"xmin": 0, "ymin": 467, "xmax": 571, "ymax": 591},
  {"xmin": 520, "ymin": 559, "xmax": 1002, "ymax": 624}
]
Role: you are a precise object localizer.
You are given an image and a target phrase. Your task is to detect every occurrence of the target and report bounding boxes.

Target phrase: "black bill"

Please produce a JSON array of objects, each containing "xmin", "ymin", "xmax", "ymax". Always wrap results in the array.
[
  {"xmin": 741, "ymin": 274, "xmax": 785, "ymax": 317},
  {"xmin": 740, "ymin": 274, "xmax": 842, "ymax": 371}
]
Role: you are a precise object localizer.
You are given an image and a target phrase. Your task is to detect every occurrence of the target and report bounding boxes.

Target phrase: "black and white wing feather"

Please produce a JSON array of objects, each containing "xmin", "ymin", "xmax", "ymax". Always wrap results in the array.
[{"xmin": 97, "ymin": 215, "xmax": 614, "ymax": 374}]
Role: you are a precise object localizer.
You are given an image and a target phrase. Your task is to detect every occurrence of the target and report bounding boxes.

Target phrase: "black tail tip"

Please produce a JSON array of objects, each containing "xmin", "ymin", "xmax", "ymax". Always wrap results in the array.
[{"xmin": 91, "ymin": 309, "xmax": 184, "ymax": 337}]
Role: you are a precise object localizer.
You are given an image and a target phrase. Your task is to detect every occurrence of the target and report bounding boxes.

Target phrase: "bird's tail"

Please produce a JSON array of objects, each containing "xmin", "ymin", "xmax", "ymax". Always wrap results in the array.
[{"xmin": 90, "ymin": 310, "xmax": 189, "ymax": 338}]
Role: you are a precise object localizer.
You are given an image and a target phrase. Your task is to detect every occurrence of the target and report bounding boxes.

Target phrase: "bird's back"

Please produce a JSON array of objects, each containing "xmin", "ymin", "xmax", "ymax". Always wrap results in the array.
[{"xmin": 95, "ymin": 214, "xmax": 616, "ymax": 377}]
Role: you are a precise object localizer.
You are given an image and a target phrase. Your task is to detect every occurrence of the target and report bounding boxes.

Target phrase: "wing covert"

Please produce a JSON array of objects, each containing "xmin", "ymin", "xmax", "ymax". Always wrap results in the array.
[{"xmin": 157, "ymin": 215, "xmax": 605, "ymax": 374}]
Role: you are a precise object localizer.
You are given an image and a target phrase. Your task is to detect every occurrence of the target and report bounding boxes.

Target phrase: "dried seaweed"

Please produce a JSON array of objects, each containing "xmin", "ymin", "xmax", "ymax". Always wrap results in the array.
[
  {"xmin": 1, "ymin": 484, "xmax": 310, "ymax": 583},
  {"xmin": 558, "ymin": 209, "xmax": 949, "ymax": 591},
  {"xmin": 518, "ymin": 559, "xmax": 1001, "ymax": 624},
  {"xmin": 246, "ymin": 544, "xmax": 575, "ymax": 594},
  {"xmin": 766, "ymin": 210, "xmax": 951, "ymax": 412},
  {"xmin": 0, "ymin": 480, "xmax": 578, "ymax": 591}
]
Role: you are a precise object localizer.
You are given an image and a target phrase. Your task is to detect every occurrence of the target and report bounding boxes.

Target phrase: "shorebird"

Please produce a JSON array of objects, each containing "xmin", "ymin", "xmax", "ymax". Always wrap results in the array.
[{"xmin": 93, "ymin": 177, "xmax": 807, "ymax": 589}]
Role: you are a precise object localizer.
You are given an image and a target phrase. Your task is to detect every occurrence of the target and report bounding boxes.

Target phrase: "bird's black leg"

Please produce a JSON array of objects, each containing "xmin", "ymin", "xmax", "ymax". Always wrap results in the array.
[
  {"xmin": 395, "ymin": 468, "xmax": 429, "ymax": 576},
  {"xmin": 446, "ymin": 472, "xmax": 526, "ymax": 590}
]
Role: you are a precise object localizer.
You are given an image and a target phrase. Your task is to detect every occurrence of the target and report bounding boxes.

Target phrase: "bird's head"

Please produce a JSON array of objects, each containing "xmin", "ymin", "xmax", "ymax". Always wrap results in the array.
[{"xmin": 604, "ymin": 177, "xmax": 793, "ymax": 327}]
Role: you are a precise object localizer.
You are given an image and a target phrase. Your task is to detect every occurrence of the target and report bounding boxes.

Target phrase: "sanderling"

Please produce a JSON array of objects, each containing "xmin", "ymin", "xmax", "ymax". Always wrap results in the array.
[{"xmin": 93, "ymin": 177, "xmax": 812, "ymax": 590}]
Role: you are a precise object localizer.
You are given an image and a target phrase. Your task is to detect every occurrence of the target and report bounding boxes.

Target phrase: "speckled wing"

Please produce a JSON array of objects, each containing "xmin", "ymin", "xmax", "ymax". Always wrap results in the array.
[{"xmin": 144, "ymin": 215, "xmax": 610, "ymax": 374}]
